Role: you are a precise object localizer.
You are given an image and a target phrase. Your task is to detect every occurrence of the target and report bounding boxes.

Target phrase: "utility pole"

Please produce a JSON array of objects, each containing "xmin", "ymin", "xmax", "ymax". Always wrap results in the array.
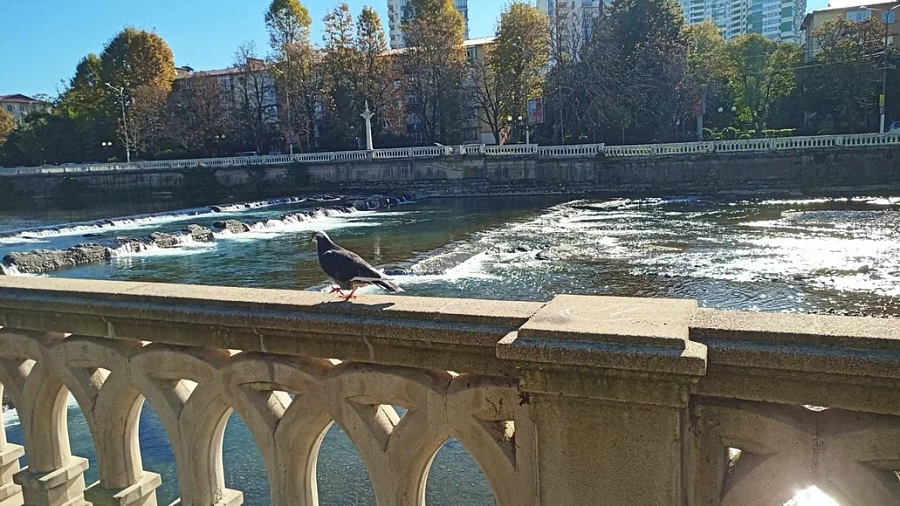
[{"xmin": 105, "ymin": 83, "xmax": 131, "ymax": 163}]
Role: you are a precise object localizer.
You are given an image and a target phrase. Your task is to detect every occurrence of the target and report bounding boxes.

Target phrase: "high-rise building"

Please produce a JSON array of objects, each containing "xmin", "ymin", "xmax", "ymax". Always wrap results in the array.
[
  {"xmin": 536, "ymin": 0, "xmax": 602, "ymax": 41},
  {"xmin": 678, "ymin": 0, "xmax": 805, "ymax": 43},
  {"xmin": 387, "ymin": 0, "xmax": 470, "ymax": 49}
]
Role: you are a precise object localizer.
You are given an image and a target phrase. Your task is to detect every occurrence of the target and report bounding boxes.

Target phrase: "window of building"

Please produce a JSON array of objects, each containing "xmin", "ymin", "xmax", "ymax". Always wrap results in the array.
[
  {"xmin": 5, "ymin": 105, "xmax": 11, "ymax": 112},
  {"xmin": 466, "ymin": 47, "xmax": 477, "ymax": 63},
  {"xmin": 463, "ymin": 128, "xmax": 478, "ymax": 141},
  {"xmin": 19, "ymin": 105, "xmax": 25, "ymax": 112},
  {"xmin": 846, "ymin": 9, "xmax": 872, "ymax": 21},
  {"xmin": 394, "ymin": 79, "xmax": 402, "ymax": 89}
]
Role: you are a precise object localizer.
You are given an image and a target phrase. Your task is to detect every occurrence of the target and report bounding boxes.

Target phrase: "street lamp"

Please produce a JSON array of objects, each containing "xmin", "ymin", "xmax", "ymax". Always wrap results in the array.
[
  {"xmin": 104, "ymin": 83, "xmax": 130, "ymax": 163},
  {"xmin": 864, "ymin": 4, "xmax": 900, "ymax": 133}
]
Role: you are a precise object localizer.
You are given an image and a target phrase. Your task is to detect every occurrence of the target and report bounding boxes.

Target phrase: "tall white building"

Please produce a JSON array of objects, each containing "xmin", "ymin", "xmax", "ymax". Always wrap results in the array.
[
  {"xmin": 678, "ymin": 0, "xmax": 806, "ymax": 43},
  {"xmin": 536, "ymin": 0, "xmax": 602, "ymax": 41},
  {"xmin": 387, "ymin": 0, "xmax": 469, "ymax": 49}
]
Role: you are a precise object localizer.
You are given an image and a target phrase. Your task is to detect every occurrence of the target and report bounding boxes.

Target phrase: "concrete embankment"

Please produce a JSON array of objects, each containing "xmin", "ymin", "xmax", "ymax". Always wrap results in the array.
[
  {"xmin": 1, "ymin": 194, "xmax": 412, "ymax": 275},
  {"xmin": 3, "ymin": 146, "xmax": 900, "ymax": 205}
]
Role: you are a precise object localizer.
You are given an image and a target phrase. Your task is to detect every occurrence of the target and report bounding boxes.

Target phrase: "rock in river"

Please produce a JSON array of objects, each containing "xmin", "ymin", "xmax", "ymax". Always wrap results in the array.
[
  {"xmin": 212, "ymin": 219, "xmax": 251, "ymax": 234},
  {"xmin": 182, "ymin": 224, "xmax": 215, "ymax": 242},
  {"xmin": 3, "ymin": 243, "xmax": 108, "ymax": 274}
]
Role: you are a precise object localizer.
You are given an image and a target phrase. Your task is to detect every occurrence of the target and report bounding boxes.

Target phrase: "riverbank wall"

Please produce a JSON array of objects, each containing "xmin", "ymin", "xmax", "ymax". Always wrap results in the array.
[{"xmin": 4, "ymin": 145, "xmax": 899, "ymax": 205}]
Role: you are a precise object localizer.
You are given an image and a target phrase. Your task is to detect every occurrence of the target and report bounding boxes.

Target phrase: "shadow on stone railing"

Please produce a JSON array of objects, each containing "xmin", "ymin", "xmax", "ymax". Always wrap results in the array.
[
  {"xmin": 4, "ymin": 132, "xmax": 900, "ymax": 177},
  {"xmin": 0, "ymin": 278, "xmax": 898, "ymax": 505}
]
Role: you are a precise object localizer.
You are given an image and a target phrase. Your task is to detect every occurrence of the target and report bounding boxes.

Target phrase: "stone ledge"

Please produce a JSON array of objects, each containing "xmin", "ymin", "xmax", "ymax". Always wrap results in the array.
[
  {"xmin": 519, "ymin": 295, "xmax": 696, "ymax": 348},
  {"xmin": 691, "ymin": 308, "xmax": 900, "ymax": 351}
]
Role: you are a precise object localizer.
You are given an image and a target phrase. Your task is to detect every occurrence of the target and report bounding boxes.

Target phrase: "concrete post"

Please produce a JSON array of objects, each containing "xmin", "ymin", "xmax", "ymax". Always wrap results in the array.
[
  {"xmin": 0, "ymin": 386, "xmax": 24, "ymax": 506},
  {"xmin": 360, "ymin": 101, "xmax": 375, "ymax": 152},
  {"xmin": 498, "ymin": 295, "xmax": 707, "ymax": 505}
]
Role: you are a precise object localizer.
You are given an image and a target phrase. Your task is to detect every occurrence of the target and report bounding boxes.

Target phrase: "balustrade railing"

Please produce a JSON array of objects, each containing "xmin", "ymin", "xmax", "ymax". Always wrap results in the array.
[
  {"xmin": 0, "ymin": 276, "xmax": 898, "ymax": 506},
  {"xmin": 2, "ymin": 133, "xmax": 899, "ymax": 177}
]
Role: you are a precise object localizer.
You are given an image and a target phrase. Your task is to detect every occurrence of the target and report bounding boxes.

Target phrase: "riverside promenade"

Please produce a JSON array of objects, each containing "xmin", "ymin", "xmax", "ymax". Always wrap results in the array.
[
  {"xmin": 2, "ymin": 132, "xmax": 899, "ymax": 177},
  {"xmin": 4, "ymin": 133, "xmax": 900, "ymax": 204},
  {"xmin": 0, "ymin": 275, "xmax": 898, "ymax": 505}
]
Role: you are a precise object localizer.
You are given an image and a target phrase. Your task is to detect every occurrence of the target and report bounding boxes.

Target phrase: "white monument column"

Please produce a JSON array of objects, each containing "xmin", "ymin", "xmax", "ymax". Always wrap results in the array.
[{"xmin": 361, "ymin": 101, "xmax": 375, "ymax": 151}]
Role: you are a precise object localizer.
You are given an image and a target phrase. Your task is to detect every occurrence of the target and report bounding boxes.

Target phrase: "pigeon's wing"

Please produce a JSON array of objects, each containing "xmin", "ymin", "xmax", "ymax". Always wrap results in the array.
[{"xmin": 320, "ymin": 247, "xmax": 383, "ymax": 282}]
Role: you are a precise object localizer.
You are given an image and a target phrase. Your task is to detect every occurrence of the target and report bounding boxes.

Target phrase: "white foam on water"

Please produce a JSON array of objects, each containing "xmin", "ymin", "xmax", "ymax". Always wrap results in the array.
[
  {"xmin": 211, "ymin": 196, "xmax": 308, "ymax": 212},
  {"xmin": 215, "ymin": 210, "xmax": 375, "ymax": 241},
  {"xmin": 108, "ymin": 235, "xmax": 216, "ymax": 258},
  {"xmin": 0, "ymin": 264, "xmax": 22, "ymax": 276}
]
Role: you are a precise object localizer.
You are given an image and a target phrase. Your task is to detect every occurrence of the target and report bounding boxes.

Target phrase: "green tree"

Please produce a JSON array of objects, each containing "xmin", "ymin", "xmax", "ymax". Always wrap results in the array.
[
  {"xmin": 726, "ymin": 34, "xmax": 801, "ymax": 131},
  {"xmin": 0, "ymin": 108, "xmax": 14, "ymax": 146},
  {"xmin": 492, "ymin": 2, "xmax": 550, "ymax": 142},
  {"xmin": 356, "ymin": 7, "xmax": 398, "ymax": 142},
  {"xmin": 683, "ymin": 21, "xmax": 734, "ymax": 130},
  {"xmin": 402, "ymin": 0, "xmax": 468, "ymax": 143},
  {"xmin": 265, "ymin": 0, "xmax": 312, "ymax": 50},
  {"xmin": 320, "ymin": 3, "xmax": 360, "ymax": 149},
  {"xmin": 800, "ymin": 18, "xmax": 888, "ymax": 132}
]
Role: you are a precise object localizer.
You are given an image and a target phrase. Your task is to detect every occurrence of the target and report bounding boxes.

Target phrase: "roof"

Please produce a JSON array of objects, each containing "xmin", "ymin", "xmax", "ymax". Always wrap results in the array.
[
  {"xmin": 382, "ymin": 36, "xmax": 497, "ymax": 56},
  {"xmin": 0, "ymin": 94, "xmax": 44, "ymax": 103},
  {"xmin": 802, "ymin": 0, "xmax": 899, "ymax": 28}
]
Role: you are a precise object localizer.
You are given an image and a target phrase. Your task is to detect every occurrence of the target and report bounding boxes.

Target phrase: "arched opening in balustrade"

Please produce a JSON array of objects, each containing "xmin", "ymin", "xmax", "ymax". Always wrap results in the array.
[
  {"xmin": 137, "ymin": 399, "xmax": 179, "ymax": 506},
  {"xmin": 316, "ymin": 421, "xmax": 377, "ymax": 505},
  {"xmin": 2, "ymin": 390, "xmax": 99, "ymax": 485},
  {"xmin": 425, "ymin": 438, "xmax": 496, "ymax": 506},
  {"xmin": 727, "ymin": 449, "xmax": 841, "ymax": 506},
  {"xmin": 222, "ymin": 411, "xmax": 271, "ymax": 505}
]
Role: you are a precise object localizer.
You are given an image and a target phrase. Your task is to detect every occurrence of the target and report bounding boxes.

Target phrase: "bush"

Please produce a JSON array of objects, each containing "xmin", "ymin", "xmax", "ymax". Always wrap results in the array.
[
  {"xmin": 817, "ymin": 127, "xmax": 836, "ymax": 135},
  {"xmin": 737, "ymin": 133, "xmax": 752, "ymax": 139},
  {"xmin": 722, "ymin": 127, "xmax": 737, "ymax": 140},
  {"xmin": 702, "ymin": 128, "xmax": 714, "ymax": 141}
]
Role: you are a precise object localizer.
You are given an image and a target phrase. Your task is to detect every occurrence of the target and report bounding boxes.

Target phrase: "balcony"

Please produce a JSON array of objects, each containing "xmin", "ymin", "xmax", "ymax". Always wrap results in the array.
[{"xmin": 0, "ymin": 276, "xmax": 899, "ymax": 505}]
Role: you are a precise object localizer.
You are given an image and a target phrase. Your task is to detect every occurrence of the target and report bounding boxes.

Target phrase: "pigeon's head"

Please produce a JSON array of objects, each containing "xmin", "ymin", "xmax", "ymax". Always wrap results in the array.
[{"xmin": 309, "ymin": 230, "xmax": 330, "ymax": 244}]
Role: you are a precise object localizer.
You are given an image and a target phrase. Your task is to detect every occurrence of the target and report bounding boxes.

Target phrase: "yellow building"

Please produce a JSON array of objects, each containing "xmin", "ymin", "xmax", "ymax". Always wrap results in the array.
[
  {"xmin": 802, "ymin": 1, "xmax": 900, "ymax": 60},
  {"xmin": 0, "ymin": 94, "xmax": 49, "ymax": 123}
]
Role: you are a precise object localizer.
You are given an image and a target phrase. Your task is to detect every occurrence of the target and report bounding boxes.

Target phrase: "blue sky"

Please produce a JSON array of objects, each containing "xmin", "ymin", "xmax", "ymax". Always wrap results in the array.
[{"xmin": 1, "ymin": 0, "xmax": 828, "ymax": 98}]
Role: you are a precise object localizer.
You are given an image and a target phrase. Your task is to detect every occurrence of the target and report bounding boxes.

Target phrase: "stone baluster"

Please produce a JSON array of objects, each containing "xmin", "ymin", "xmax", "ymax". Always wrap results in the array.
[
  {"xmin": 0, "ymin": 383, "xmax": 24, "ymax": 506},
  {"xmin": 497, "ymin": 295, "xmax": 707, "ymax": 505}
]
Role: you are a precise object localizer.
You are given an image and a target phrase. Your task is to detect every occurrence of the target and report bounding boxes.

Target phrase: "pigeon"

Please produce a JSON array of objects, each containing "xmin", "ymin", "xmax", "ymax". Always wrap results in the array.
[{"xmin": 309, "ymin": 230, "xmax": 402, "ymax": 299}]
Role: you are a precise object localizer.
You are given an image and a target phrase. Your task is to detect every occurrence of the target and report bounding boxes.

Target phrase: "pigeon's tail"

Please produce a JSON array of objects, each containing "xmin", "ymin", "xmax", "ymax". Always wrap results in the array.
[{"xmin": 352, "ymin": 276, "xmax": 403, "ymax": 293}]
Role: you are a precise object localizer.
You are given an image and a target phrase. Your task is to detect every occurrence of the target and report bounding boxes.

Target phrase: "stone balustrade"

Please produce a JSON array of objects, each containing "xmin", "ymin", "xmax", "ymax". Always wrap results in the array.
[
  {"xmin": 5, "ymin": 132, "xmax": 900, "ymax": 177},
  {"xmin": 0, "ymin": 276, "xmax": 898, "ymax": 506}
]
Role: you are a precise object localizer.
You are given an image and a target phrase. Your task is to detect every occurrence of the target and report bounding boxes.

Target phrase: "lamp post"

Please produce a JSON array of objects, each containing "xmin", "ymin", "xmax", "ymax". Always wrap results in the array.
[
  {"xmin": 104, "ymin": 83, "xmax": 130, "ymax": 163},
  {"xmin": 101, "ymin": 141, "xmax": 112, "ymax": 161}
]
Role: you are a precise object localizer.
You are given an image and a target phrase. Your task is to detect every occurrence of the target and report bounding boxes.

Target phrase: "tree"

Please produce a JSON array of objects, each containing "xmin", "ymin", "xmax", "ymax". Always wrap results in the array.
[
  {"xmin": 169, "ymin": 76, "xmax": 229, "ymax": 156},
  {"xmin": 265, "ymin": 0, "xmax": 312, "ymax": 50},
  {"xmin": 800, "ymin": 18, "xmax": 889, "ymax": 132},
  {"xmin": 356, "ymin": 7, "xmax": 398, "ymax": 142},
  {"xmin": 402, "ymin": 0, "xmax": 468, "ymax": 144},
  {"xmin": 0, "ymin": 108, "xmax": 15, "ymax": 146},
  {"xmin": 273, "ymin": 41, "xmax": 321, "ymax": 151},
  {"xmin": 99, "ymin": 28, "xmax": 176, "ymax": 94},
  {"xmin": 682, "ymin": 21, "xmax": 733, "ymax": 131},
  {"xmin": 233, "ymin": 42, "xmax": 277, "ymax": 153},
  {"xmin": 726, "ymin": 34, "xmax": 801, "ymax": 131},
  {"xmin": 491, "ymin": 2, "xmax": 550, "ymax": 142},
  {"xmin": 127, "ymin": 84, "xmax": 171, "ymax": 157},
  {"xmin": 320, "ymin": 3, "xmax": 361, "ymax": 149},
  {"xmin": 471, "ymin": 47, "xmax": 505, "ymax": 144}
]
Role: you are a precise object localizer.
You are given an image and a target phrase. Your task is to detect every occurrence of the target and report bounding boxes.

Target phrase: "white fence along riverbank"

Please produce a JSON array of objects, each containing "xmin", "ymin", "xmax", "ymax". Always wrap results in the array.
[{"xmin": 3, "ymin": 132, "xmax": 899, "ymax": 177}]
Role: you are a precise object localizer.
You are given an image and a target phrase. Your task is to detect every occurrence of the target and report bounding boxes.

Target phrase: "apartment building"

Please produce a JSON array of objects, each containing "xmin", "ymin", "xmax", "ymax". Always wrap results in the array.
[
  {"xmin": 173, "ymin": 61, "xmax": 279, "ymax": 123},
  {"xmin": 802, "ymin": 1, "xmax": 899, "ymax": 59},
  {"xmin": 387, "ymin": 0, "xmax": 469, "ymax": 49},
  {"xmin": 536, "ymin": 0, "xmax": 602, "ymax": 41},
  {"xmin": 0, "ymin": 94, "xmax": 49, "ymax": 123},
  {"xmin": 678, "ymin": 0, "xmax": 805, "ymax": 43}
]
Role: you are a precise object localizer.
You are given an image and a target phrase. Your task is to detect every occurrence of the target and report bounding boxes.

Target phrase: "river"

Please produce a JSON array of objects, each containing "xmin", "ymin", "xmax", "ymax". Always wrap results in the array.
[{"xmin": 2, "ymin": 193, "xmax": 898, "ymax": 505}]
